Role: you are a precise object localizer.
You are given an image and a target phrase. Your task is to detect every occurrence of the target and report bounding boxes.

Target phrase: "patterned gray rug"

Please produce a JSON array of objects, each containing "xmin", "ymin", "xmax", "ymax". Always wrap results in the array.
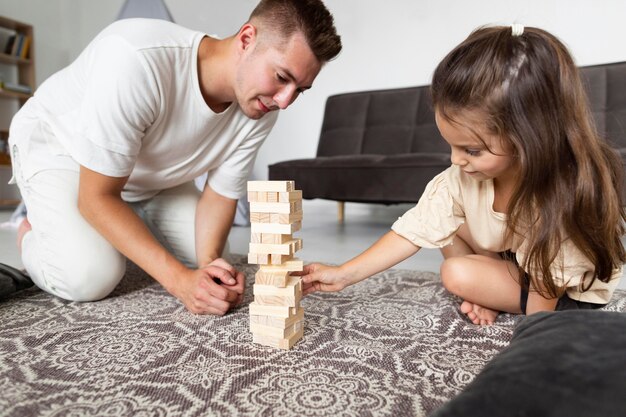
[{"xmin": 1, "ymin": 255, "xmax": 625, "ymax": 417}]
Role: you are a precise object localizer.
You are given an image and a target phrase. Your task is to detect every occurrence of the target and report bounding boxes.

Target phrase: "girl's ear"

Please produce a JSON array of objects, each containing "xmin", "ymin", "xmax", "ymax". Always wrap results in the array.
[{"xmin": 237, "ymin": 23, "xmax": 257, "ymax": 53}]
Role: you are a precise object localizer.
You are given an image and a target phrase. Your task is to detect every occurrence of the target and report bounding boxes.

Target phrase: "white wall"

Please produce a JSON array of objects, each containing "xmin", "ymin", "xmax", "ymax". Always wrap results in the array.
[
  {"xmin": 257, "ymin": 0, "xmax": 626, "ymax": 181},
  {"xmin": 1, "ymin": 0, "xmax": 625, "ymax": 179}
]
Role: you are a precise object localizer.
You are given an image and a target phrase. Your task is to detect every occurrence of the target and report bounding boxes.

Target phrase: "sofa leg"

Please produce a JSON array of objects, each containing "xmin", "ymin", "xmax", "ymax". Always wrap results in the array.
[{"xmin": 337, "ymin": 201, "xmax": 345, "ymax": 223}]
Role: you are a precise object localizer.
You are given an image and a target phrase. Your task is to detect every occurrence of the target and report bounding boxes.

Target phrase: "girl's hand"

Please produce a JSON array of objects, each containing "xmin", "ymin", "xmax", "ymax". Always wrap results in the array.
[{"xmin": 298, "ymin": 263, "xmax": 353, "ymax": 295}]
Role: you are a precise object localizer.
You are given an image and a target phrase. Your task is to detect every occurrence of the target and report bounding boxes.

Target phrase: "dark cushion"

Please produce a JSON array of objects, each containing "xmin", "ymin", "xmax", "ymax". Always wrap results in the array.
[
  {"xmin": 315, "ymin": 86, "xmax": 448, "ymax": 158},
  {"xmin": 580, "ymin": 62, "xmax": 626, "ymax": 149},
  {"xmin": 430, "ymin": 310, "xmax": 626, "ymax": 417},
  {"xmin": 269, "ymin": 153, "xmax": 450, "ymax": 204}
]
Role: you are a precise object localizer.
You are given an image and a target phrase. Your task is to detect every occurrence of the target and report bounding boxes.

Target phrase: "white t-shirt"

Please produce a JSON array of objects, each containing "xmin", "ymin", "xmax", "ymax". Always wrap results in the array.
[
  {"xmin": 392, "ymin": 165, "xmax": 622, "ymax": 304},
  {"xmin": 12, "ymin": 18, "xmax": 277, "ymax": 201}
]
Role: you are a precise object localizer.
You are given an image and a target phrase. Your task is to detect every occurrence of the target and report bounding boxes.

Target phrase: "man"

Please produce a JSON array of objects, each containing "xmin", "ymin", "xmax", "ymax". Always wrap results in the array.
[{"xmin": 4, "ymin": 0, "xmax": 342, "ymax": 314}]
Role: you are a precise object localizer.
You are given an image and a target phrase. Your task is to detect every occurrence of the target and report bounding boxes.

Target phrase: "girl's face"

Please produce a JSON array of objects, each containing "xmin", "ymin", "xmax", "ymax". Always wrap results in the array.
[{"xmin": 435, "ymin": 110, "xmax": 519, "ymax": 185}]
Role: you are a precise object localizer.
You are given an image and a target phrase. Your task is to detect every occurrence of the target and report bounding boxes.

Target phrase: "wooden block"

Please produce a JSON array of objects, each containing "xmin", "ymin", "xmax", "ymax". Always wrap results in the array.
[
  {"xmin": 249, "ymin": 302, "xmax": 298, "ymax": 318},
  {"xmin": 247, "ymin": 181, "xmax": 294, "ymax": 192},
  {"xmin": 281, "ymin": 258, "xmax": 304, "ymax": 271},
  {"xmin": 250, "ymin": 307, "xmax": 304, "ymax": 328},
  {"xmin": 250, "ymin": 318, "xmax": 304, "ymax": 339},
  {"xmin": 255, "ymin": 269, "xmax": 289, "ymax": 287},
  {"xmin": 251, "ymin": 221, "xmax": 301, "ymax": 234},
  {"xmin": 269, "ymin": 211, "xmax": 303, "ymax": 224},
  {"xmin": 247, "ymin": 253, "xmax": 257, "ymax": 264},
  {"xmin": 256, "ymin": 259, "xmax": 304, "ymax": 275},
  {"xmin": 250, "ymin": 212, "xmax": 271, "ymax": 223},
  {"xmin": 278, "ymin": 190, "xmax": 303, "ymax": 202},
  {"xmin": 261, "ymin": 233, "xmax": 292, "ymax": 244},
  {"xmin": 254, "ymin": 291, "xmax": 301, "ymax": 307},
  {"xmin": 249, "ymin": 242, "xmax": 288, "ymax": 256},
  {"xmin": 254, "ymin": 276, "xmax": 301, "ymax": 297},
  {"xmin": 252, "ymin": 233, "xmax": 297, "ymax": 245},
  {"xmin": 291, "ymin": 239, "xmax": 303, "ymax": 252},
  {"xmin": 271, "ymin": 253, "xmax": 293, "ymax": 265},
  {"xmin": 249, "ymin": 202, "xmax": 299, "ymax": 214},
  {"xmin": 250, "ymin": 191, "xmax": 279, "ymax": 203},
  {"xmin": 248, "ymin": 253, "xmax": 269, "ymax": 265},
  {"xmin": 252, "ymin": 327, "xmax": 303, "ymax": 350},
  {"xmin": 249, "ymin": 238, "xmax": 302, "ymax": 256}
]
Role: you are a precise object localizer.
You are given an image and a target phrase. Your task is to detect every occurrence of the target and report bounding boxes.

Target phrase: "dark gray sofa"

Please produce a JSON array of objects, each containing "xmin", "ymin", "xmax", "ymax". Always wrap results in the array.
[{"xmin": 269, "ymin": 61, "xmax": 626, "ymax": 219}]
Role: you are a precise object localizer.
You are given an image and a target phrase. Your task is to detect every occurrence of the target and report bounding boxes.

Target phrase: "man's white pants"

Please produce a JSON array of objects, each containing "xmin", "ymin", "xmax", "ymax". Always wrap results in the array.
[{"xmin": 12, "ymin": 143, "xmax": 201, "ymax": 302}]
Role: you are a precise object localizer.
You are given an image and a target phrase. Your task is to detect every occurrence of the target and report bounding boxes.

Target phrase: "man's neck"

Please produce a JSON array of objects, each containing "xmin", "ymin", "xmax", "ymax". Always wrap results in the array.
[{"xmin": 197, "ymin": 36, "xmax": 235, "ymax": 113}]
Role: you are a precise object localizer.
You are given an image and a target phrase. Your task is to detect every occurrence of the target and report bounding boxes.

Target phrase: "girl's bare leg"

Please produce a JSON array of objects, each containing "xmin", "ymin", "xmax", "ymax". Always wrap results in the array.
[{"xmin": 440, "ymin": 224, "xmax": 522, "ymax": 325}]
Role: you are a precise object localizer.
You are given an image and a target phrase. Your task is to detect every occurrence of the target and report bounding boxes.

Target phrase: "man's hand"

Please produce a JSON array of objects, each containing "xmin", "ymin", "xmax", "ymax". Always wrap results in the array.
[
  {"xmin": 205, "ymin": 258, "xmax": 246, "ymax": 307},
  {"xmin": 172, "ymin": 263, "xmax": 243, "ymax": 315},
  {"xmin": 169, "ymin": 266, "xmax": 239, "ymax": 316}
]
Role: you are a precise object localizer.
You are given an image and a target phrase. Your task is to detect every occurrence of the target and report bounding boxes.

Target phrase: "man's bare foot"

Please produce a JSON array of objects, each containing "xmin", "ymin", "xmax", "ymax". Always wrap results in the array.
[
  {"xmin": 460, "ymin": 300, "xmax": 499, "ymax": 325},
  {"xmin": 17, "ymin": 217, "xmax": 32, "ymax": 253}
]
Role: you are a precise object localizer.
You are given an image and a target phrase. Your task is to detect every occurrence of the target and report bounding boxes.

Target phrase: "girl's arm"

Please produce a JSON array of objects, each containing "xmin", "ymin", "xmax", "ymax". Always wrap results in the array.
[{"xmin": 300, "ymin": 231, "xmax": 420, "ymax": 294}]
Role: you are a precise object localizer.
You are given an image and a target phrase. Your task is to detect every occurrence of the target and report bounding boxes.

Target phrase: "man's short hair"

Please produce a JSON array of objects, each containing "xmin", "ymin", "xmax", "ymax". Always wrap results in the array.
[{"xmin": 249, "ymin": 0, "xmax": 342, "ymax": 63}]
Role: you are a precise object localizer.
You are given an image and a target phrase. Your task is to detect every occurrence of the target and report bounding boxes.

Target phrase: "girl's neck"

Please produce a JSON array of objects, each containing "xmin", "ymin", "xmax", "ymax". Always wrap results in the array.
[{"xmin": 492, "ymin": 168, "xmax": 519, "ymax": 214}]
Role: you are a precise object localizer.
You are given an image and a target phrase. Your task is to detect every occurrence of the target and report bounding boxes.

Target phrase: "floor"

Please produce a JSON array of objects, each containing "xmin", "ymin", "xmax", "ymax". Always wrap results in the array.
[
  {"xmin": 2, "ymin": 201, "xmax": 625, "ymax": 290},
  {"xmin": 0, "ymin": 201, "xmax": 442, "ymax": 273}
]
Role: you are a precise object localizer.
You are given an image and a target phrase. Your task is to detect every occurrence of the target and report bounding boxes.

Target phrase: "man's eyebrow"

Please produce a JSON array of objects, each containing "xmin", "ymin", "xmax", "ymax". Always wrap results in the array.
[{"xmin": 282, "ymin": 68, "xmax": 312, "ymax": 90}]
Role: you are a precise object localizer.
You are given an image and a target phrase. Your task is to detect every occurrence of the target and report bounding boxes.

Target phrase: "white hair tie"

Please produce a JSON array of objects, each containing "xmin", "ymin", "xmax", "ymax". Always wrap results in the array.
[{"xmin": 511, "ymin": 23, "xmax": 524, "ymax": 37}]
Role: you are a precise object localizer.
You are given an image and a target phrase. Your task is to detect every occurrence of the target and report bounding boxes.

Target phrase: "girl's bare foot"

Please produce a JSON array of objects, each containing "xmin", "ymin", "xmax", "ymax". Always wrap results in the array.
[
  {"xmin": 460, "ymin": 300, "xmax": 499, "ymax": 325},
  {"xmin": 17, "ymin": 217, "xmax": 32, "ymax": 253}
]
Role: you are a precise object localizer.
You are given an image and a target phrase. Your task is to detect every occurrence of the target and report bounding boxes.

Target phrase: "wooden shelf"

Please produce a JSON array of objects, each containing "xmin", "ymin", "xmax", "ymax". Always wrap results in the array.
[
  {"xmin": 0, "ymin": 199, "xmax": 20, "ymax": 208},
  {"xmin": 0, "ymin": 88, "xmax": 31, "ymax": 100},
  {"xmin": 0, "ymin": 52, "xmax": 31, "ymax": 65},
  {"xmin": 0, "ymin": 15, "xmax": 35, "ymax": 107},
  {"xmin": 0, "ymin": 16, "xmax": 32, "ymax": 204}
]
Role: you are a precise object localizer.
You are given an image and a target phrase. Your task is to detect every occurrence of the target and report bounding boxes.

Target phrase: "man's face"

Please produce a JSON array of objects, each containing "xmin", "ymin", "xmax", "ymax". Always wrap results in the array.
[{"xmin": 235, "ymin": 30, "xmax": 322, "ymax": 120}]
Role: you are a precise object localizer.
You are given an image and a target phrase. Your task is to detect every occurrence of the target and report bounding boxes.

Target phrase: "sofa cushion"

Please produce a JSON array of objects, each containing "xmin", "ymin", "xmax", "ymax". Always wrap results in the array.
[
  {"xmin": 430, "ymin": 310, "xmax": 626, "ymax": 417},
  {"xmin": 581, "ymin": 62, "xmax": 626, "ymax": 149},
  {"xmin": 316, "ymin": 86, "xmax": 448, "ymax": 158},
  {"xmin": 269, "ymin": 153, "xmax": 450, "ymax": 204}
]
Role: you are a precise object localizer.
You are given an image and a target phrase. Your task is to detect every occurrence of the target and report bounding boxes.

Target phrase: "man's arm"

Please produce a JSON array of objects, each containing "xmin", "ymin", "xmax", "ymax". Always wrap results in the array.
[
  {"xmin": 194, "ymin": 184, "xmax": 238, "ymax": 267},
  {"xmin": 77, "ymin": 166, "xmax": 240, "ymax": 314}
]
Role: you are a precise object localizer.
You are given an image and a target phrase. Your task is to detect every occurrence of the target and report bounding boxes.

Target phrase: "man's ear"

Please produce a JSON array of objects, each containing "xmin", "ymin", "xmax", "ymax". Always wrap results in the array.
[{"xmin": 237, "ymin": 23, "xmax": 257, "ymax": 53}]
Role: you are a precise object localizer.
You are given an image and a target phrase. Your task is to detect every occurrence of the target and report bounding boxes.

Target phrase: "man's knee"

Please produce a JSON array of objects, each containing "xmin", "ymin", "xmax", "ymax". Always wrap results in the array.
[{"xmin": 39, "ymin": 252, "xmax": 126, "ymax": 302}]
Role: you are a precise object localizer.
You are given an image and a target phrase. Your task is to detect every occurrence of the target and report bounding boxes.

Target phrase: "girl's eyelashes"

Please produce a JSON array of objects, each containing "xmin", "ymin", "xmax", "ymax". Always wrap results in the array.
[
  {"xmin": 276, "ymin": 73, "xmax": 287, "ymax": 83},
  {"xmin": 465, "ymin": 149, "xmax": 481, "ymax": 156}
]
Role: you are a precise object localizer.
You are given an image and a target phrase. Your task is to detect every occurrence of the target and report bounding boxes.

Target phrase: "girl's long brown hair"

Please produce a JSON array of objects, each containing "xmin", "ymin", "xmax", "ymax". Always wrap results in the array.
[{"xmin": 431, "ymin": 26, "xmax": 626, "ymax": 297}]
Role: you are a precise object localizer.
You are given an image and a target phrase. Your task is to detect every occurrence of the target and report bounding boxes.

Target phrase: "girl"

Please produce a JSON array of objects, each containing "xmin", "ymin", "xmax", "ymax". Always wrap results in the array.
[{"xmin": 299, "ymin": 25, "xmax": 626, "ymax": 325}]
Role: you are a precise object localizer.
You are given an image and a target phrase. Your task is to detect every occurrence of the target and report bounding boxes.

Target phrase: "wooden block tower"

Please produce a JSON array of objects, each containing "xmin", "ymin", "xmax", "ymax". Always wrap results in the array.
[{"xmin": 247, "ymin": 180, "xmax": 304, "ymax": 350}]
